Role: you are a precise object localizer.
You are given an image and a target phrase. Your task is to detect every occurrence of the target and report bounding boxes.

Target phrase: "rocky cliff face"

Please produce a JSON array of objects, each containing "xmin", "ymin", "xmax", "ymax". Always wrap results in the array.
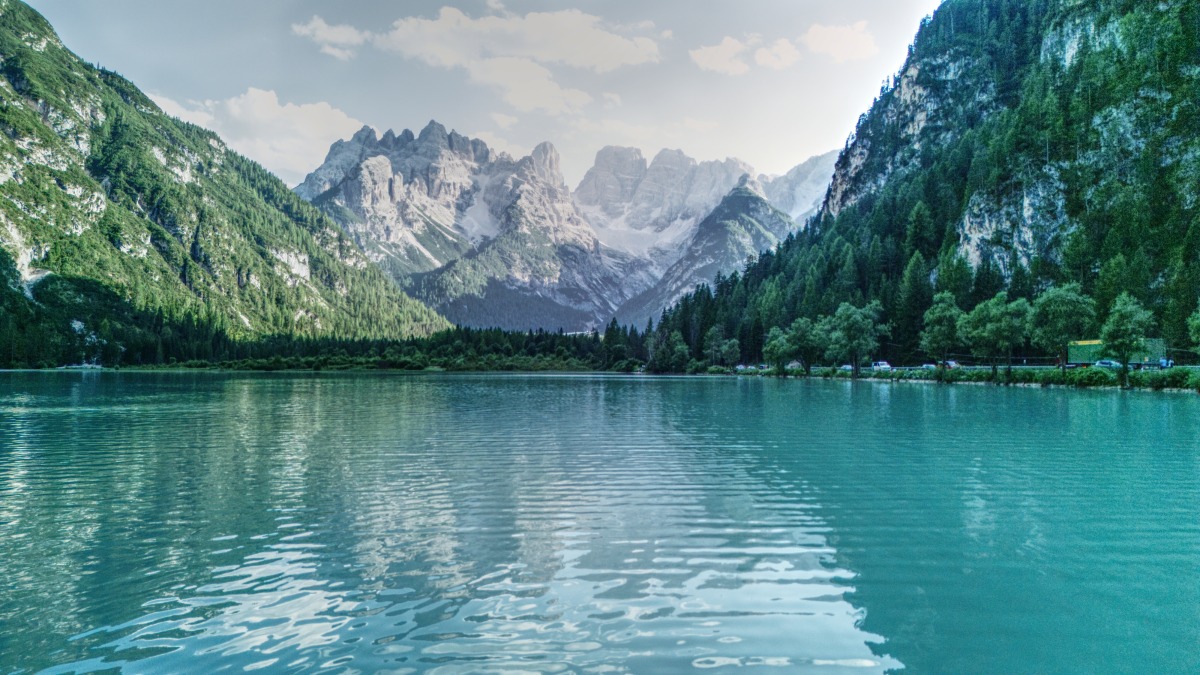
[
  {"xmin": 576, "ymin": 146, "xmax": 833, "ymax": 322},
  {"xmin": 814, "ymin": 0, "xmax": 1156, "ymax": 278},
  {"xmin": 414, "ymin": 141, "xmax": 658, "ymax": 329}
]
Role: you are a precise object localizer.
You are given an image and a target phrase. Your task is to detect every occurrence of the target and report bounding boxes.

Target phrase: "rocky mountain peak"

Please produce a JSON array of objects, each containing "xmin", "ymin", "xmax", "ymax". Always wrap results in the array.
[
  {"xmin": 417, "ymin": 120, "xmax": 449, "ymax": 145},
  {"xmin": 736, "ymin": 172, "xmax": 766, "ymax": 198},
  {"xmin": 293, "ymin": 125, "xmax": 383, "ymax": 200},
  {"xmin": 296, "ymin": 116, "xmax": 840, "ymax": 331},
  {"xmin": 647, "ymin": 148, "xmax": 698, "ymax": 175},
  {"xmin": 572, "ymin": 144, "xmax": 822, "ymax": 275},
  {"xmin": 573, "ymin": 146, "xmax": 648, "ymax": 215},
  {"xmin": 525, "ymin": 141, "xmax": 563, "ymax": 186},
  {"xmin": 350, "ymin": 125, "xmax": 378, "ymax": 145},
  {"xmin": 594, "ymin": 145, "xmax": 647, "ymax": 171}
]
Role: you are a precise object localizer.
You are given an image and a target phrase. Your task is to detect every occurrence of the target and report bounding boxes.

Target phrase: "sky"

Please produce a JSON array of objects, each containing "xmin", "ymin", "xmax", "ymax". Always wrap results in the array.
[{"xmin": 27, "ymin": 0, "xmax": 944, "ymax": 187}]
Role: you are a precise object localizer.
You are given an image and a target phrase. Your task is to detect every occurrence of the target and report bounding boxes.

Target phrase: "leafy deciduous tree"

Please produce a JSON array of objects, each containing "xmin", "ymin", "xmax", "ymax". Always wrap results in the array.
[
  {"xmin": 1031, "ymin": 283, "xmax": 1096, "ymax": 373},
  {"xmin": 788, "ymin": 317, "xmax": 826, "ymax": 375},
  {"xmin": 958, "ymin": 291, "xmax": 1031, "ymax": 379},
  {"xmin": 720, "ymin": 339, "xmax": 741, "ymax": 368},
  {"xmin": 920, "ymin": 291, "xmax": 964, "ymax": 368},
  {"xmin": 1101, "ymin": 293, "xmax": 1154, "ymax": 387},
  {"xmin": 821, "ymin": 300, "xmax": 888, "ymax": 379},
  {"xmin": 763, "ymin": 326, "xmax": 795, "ymax": 375}
]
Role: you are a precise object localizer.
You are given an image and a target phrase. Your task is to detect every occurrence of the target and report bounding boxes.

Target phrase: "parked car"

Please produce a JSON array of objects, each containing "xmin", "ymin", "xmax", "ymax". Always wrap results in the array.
[
  {"xmin": 871, "ymin": 361, "xmax": 892, "ymax": 372},
  {"xmin": 921, "ymin": 363, "xmax": 937, "ymax": 370},
  {"xmin": 940, "ymin": 360, "xmax": 961, "ymax": 369},
  {"xmin": 1094, "ymin": 359, "xmax": 1121, "ymax": 368},
  {"xmin": 838, "ymin": 364, "xmax": 854, "ymax": 372}
]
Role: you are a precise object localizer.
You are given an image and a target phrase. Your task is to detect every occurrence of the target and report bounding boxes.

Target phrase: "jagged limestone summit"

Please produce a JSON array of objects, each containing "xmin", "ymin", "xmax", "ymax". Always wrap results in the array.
[
  {"xmin": 298, "ymin": 123, "xmax": 836, "ymax": 331},
  {"xmin": 0, "ymin": 0, "xmax": 448, "ymax": 366}
]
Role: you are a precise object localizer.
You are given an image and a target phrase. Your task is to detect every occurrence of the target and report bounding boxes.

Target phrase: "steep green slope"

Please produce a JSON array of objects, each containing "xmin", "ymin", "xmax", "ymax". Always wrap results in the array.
[
  {"xmin": 655, "ymin": 0, "xmax": 1200, "ymax": 364},
  {"xmin": 0, "ymin": 0, "xmax": 447, "ymax": 367}
]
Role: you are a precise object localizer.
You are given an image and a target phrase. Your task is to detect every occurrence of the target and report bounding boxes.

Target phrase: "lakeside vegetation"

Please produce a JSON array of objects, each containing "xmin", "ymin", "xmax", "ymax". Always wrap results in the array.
[
  {"xmin": 9, "ymin": 263, "xmax": 1200, "ymax": 396},
  {"xmin": 97, "ymin": 352, "xmax": 1200, "ymax": 394},
  {"xmin": 51, "ymin": 306, "xmax": 1192, "ymax": 394}
]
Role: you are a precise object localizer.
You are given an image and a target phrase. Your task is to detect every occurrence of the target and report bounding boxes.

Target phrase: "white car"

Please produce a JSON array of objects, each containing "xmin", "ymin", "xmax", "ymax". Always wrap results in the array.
[{"xmin": 871, "ymin": 361, "xmax": 892, "ymax": 372}]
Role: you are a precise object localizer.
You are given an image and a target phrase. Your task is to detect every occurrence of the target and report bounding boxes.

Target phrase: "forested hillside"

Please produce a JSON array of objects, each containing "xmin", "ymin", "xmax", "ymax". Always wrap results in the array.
[
  {"xmin": 0, "ymin": 0, "xmax": 447, "ymax": 367},
  {"xmin": 651, "ymin": 0, "xmax": 1200, "ymax": 368}
]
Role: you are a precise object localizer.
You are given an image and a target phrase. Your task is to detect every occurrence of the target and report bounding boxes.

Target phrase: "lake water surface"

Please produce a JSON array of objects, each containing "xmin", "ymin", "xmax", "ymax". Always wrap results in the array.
[{"xmin": 1, "ymin": 372, "xmax": 1198, "ymax": 673}]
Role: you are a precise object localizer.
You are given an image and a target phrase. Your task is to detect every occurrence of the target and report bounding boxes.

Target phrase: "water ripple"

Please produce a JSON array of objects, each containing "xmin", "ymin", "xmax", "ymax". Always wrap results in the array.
[{"xmin": 4, "ymin": 373, "xmax": 1198, "ymax": 673}]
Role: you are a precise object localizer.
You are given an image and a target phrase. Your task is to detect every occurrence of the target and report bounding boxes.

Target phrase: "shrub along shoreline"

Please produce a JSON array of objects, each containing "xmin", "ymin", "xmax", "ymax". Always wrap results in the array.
[{"xmin": 728, "ymin": 364, "xmax": 1200, "ymax": 393}]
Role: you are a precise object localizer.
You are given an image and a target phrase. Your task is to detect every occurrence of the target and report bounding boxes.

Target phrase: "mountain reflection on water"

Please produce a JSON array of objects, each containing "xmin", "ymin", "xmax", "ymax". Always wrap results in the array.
[{"xmin": 1, "ymin": 373, "xmax": 903, "ymax": 673}]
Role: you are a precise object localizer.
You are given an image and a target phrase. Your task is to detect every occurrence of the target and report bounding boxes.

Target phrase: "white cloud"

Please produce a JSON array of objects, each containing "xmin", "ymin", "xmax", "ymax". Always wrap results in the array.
[
  {"xmin": 291, "ymin": 16, "xmax": 369, "ymax": 60},
  {"xmin": 800, "ymin": 21, "xmax": 879, "ymax": 63},
  {"xmin": 570, "ymin": 117, "xmax": 658, "ymax": 145},
  {"xmin": 755, "ymin": 38, "xmax": 801, "ymax": 70},
  {"xmin": 371, "ymin": 8, "xmax": 659, "ymax": 73},
  {"xmin": 602, "ymin": 92, "xmax": 622, "ymax": 108},
  {"xmin": 485, "ymin": 0, "xmax": 505, "ymax": 11},
  {"xmin": 293, "ymin": 8, "xmax": 657, "ymax": 116},
  {"xmin": 689, "ymin": 37, "xmax": 752, "ymax": 75},
  {"xmin": 150, "ymin": 88, "xmax": 365, "ymax": 186},
  {"xmin": 467, "ymin": 57, "xmax": 591, "ymax": 115},
  {"xmin": 570, "ymin": 116, "xmax": 719, "ymax": 146},
  {"xmin": 491, "ymin": 112, "xmax": 518, "ymax": 129},
  {"xmin": 153, "ymin": 94, "xmax": 215, "ymax": 129}
]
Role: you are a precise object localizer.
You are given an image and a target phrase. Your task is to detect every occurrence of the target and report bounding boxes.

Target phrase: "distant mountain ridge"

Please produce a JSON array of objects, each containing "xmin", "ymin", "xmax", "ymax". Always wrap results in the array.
[
  {"xmin": 297, "ymin": 126, "xmax": 837, "ymax": 330},
  {"xmin": 616, "ymin": 177, "xmax": 799, "ymax": 326},
  {"xmin": 296, "ymin": 122, "xmax": 657, "ymax": 330}
]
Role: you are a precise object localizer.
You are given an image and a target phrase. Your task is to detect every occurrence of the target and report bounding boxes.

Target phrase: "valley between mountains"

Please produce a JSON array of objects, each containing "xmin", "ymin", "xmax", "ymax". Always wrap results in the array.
[{"xmin": 4, "ymin": 0, "xmax": 1199, "ymax": 374}]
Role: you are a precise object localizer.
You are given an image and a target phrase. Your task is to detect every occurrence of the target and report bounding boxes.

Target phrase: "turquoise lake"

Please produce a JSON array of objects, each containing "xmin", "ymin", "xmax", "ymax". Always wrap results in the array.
[{"xmin": 1, "ymin": 372, "xmax": 1198, "ymax": 673}]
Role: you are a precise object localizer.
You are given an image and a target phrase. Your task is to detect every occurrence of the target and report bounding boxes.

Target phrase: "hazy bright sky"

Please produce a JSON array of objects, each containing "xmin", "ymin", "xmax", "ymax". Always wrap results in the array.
[{"xmin": 28, "ymin": 0, "xmax": 943, "ymax": 187}]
